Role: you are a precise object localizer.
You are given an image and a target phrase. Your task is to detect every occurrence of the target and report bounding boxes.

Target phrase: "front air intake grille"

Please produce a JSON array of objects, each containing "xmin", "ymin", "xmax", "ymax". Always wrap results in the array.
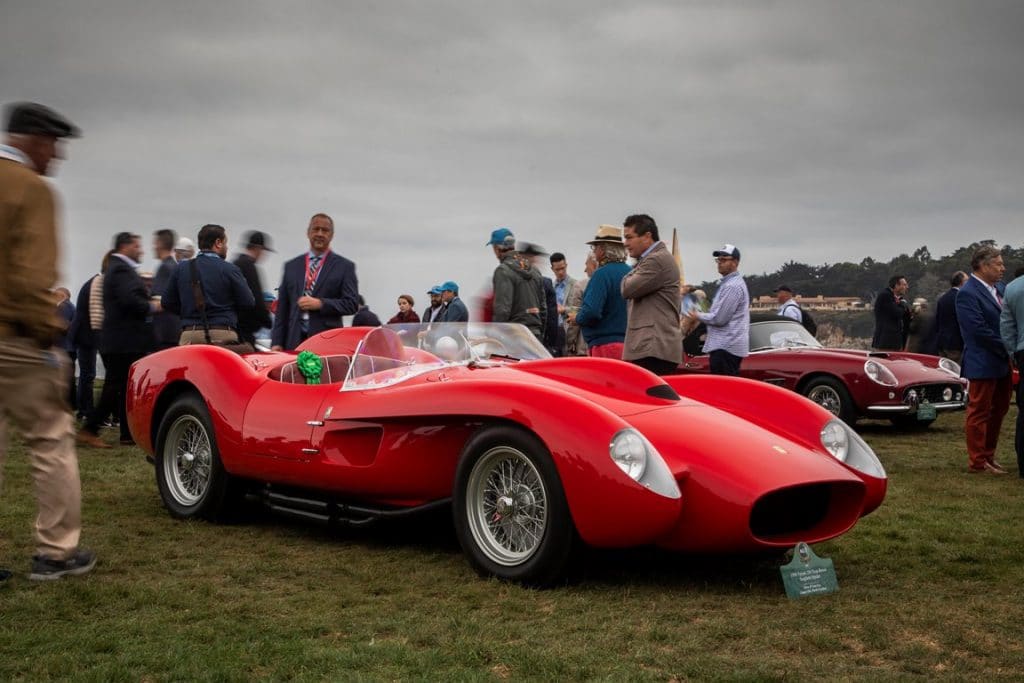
[
  {"xmin": 906, "ymin": 383, "xmax": 961, "ymax": 403},
  {"xmin": 750, "ymin": 484, "xmax": 832, "ymax": 537}
]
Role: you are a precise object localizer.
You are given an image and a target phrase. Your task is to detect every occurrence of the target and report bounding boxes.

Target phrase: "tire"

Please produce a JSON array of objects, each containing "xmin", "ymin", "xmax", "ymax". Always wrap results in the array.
[
  {"xmin": 154, "ymin": 393, "xmax": 239, "ymax": 521},
  {"xmin": 889, "ymin": 415, "xmax": 935, "ymax": 430},
  {"xmin": 452, "ymin": 425, "xmax": 577, "ymax": 586},
  {"xmin": 801, "ymin": 376, "xmax": 856, "ymax": 425}
]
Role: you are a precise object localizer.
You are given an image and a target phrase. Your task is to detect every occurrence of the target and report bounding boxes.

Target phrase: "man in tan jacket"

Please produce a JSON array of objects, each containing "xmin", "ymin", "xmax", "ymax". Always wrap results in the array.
[
  {"xmin": 621, "ymin": 214, "xmax": 683, "ymax": 375},
  {"xmin": 0, "ymin": 102, "xmax": 96, "ymax": 581}
]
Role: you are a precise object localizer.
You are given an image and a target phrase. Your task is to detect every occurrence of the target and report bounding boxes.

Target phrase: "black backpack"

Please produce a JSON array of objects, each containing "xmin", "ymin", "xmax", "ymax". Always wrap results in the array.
[{"xmin": 782, "ymin": 302, "xmax": 817, "ymax": 338}]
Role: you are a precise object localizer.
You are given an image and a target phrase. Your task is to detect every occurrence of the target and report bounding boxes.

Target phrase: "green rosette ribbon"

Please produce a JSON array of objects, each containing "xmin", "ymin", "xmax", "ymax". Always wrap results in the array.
[{"xmin": 296, "ymin": 350, "xmax": 323, "ymax": 385}]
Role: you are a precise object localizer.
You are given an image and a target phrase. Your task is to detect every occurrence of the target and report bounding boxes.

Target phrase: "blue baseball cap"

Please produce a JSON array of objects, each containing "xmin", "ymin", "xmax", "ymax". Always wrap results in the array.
[
  {"xmin": 486, "ymin": 227, "xmax": 515, "ymax": 246},
  {"xmin": 428, "ymin": 285, "xmax": 443, "ymax": 295},
  {"xmin": 440, "ymin": 281, "xmax": 459, "ymax": 293}
]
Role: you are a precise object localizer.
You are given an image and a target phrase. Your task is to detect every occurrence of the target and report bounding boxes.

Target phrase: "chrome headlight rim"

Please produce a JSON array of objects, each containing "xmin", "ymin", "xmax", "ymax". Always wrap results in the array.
[
  {"xmin": 608, "ymin": 428, "xmax": 682, "ymax": 499},
  {"xmin": 864, "ymin": 359, "xmax": 899, "ymax": 387},
  {"xmin": 820, "ymin": 420, "xmax": 849, "ymax": 462},
  {"xmin": 820, "ymin": 418, "xmax": 886, "ymax": 479},
  {"xmin": 937, "ymin": 357, "xmax": 961, "ymax": 377},
  {"xmin": 609, "ymin": 429, "xmax": 648, "ymax": 481}
]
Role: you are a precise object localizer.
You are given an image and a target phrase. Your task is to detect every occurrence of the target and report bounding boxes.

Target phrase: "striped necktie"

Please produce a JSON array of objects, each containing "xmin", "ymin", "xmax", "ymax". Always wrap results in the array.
[{"xmin": 305, "ymin": 255, "xmax": 322, "ymax": 295}]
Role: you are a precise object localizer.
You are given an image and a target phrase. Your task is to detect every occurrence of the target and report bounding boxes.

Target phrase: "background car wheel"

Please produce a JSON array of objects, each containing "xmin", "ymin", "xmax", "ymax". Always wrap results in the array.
[
  {"xmin": 453, "ymin": 425, "xmax": 577, "ymax": 586},
  {"xmin": 801, "ymin": 376, "xmax": 856, "ymax": 425},
  {"xmin": 155, "ymin": 393, "xmax": 240, "ymax": 521},
  {"xmin": 889, "ymin": 415, "xmax": 935, "ymax": 430}
]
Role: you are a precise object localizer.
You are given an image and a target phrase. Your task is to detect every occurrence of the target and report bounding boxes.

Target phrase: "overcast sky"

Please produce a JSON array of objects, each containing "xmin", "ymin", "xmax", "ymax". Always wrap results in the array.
[{"xmin": 4, "ymin": 0, "xmax": 1022, "ymax": 315}]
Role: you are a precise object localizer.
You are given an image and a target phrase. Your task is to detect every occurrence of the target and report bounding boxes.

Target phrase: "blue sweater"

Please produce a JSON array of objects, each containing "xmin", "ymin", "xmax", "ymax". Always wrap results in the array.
[{"xmin": 575, "ymin": 262, "xmax": 630, "ymax": 346}]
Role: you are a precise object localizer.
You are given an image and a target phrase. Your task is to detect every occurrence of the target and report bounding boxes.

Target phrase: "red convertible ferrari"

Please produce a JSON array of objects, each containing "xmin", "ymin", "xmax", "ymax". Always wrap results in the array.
[
  {"xmin": 126, "ymin": 323, "xmax": 887, "ymax": 585},
  {"xmin": 678, "ymin": 317, "xmax": 968, "ymax": 429}
]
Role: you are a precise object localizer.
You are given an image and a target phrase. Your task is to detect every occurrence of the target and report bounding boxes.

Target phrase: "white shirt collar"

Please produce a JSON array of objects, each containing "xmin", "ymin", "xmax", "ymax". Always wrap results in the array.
[
  {"xmin": 0, "ymin": 144, "xmax": 31, "ymax": 167},
  {"xmin": 970, "ymin": 273, "xmax": 1000, "ymax": 303}
]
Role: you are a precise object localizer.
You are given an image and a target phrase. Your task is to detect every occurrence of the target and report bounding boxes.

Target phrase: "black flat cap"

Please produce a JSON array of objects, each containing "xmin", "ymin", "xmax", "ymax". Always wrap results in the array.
[
  {"xmin": 243, "ymin": 230, "xmax": 275, "ymax": 252},
  {"xmin": 4, "ymin": 102, "xmax": 80, "ymax": 138},
  {"xmin": 517, "ymin": 241, "xmax": 548, "ymax": 256}
]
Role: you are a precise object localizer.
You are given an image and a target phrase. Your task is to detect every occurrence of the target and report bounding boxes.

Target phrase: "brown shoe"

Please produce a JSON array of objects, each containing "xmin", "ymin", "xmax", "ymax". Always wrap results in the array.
[
  {"xmin": 989, "ymin": 460, "xmax": 1008, "ymax": 473},
  {"xmin": 76, "ymin": 430, "xmax": 111, "ymax": 449}
]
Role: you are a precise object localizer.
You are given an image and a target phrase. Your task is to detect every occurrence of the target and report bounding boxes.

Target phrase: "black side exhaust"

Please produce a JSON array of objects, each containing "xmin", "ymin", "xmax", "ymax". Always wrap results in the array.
[{"xmin": 248, "ymin": 486, "xmax": 451, "ymax": 528}]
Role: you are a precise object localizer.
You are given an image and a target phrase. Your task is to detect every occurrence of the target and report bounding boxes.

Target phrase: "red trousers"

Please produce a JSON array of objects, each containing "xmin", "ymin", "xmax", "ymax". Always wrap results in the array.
[
  {"xmin": 589, "ymin": 342, "xmax": 624, "ymax": 360},
  {"xmin": 965, "ymin": 374, "xmax": 1013, "ymax": 469}
]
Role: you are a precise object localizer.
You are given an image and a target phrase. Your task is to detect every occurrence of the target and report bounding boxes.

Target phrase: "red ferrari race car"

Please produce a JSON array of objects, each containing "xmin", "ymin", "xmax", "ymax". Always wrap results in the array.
[
  {"xmin": 126, "ymin": 323, "xmax": 887, "ymax": 585},
  {"xmin": 678, "ymin": 317, "xmax": 968, "ymax": 429}
]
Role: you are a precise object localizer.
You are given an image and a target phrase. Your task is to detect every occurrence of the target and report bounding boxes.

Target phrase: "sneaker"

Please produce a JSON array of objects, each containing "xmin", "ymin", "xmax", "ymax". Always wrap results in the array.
[{"xmin": 28, "ymin": 548, "xmax": 97, "ymax": 581}]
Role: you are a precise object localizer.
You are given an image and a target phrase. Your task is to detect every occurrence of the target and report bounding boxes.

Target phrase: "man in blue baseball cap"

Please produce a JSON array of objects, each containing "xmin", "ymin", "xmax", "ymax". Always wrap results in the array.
[
  {"xmin": 423, "ymin": 285, "xmax": 445, "ymax": 323},
  {"xmin": 486, "ymin": 227, "xmax": 515, "ymax": 247},
  {"xmin": 487, "ymin": 227, "xmax": 545, "ymax": 340},
  {"xmin": 439, "ymin": 281, "xmax": 468, "ymax": 322}
]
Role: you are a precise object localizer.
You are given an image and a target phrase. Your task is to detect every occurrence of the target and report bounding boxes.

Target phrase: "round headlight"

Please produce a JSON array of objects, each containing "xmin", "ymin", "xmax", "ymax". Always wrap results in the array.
[
  {"xmin": 864, "ymin": 360, "xmax": 899, "ymax": 387},
  {"xmin": 820, "ymin": 420, "xmax": 849, "ymax": 462},
  {"xmin": 610, "ymin": 430, "xmax": 647, "ymax": 481},
  {"xmin": 942, "ymin": 387, "xmax": 953, "ymax": 401}
]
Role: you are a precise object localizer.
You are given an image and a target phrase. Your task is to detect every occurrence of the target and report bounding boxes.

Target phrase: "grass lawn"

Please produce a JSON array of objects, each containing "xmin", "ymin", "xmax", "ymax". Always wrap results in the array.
[{"xmin": 1, "ymin": 410, "xmax": 1022, "ymax": 680}]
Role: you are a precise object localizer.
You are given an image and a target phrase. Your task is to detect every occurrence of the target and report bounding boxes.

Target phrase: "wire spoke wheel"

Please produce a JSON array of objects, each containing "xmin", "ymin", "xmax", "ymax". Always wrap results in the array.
[
  {"xmin": 162, "ymin": 414, "xmax": 213, "ymax": 507},
  {"xmin": 466, "ymin": 446, "xmax": 548, "ymax": 566},
  {"xmin": 808, "ymin": 384, "xmax": 842, "ymax": 416}
]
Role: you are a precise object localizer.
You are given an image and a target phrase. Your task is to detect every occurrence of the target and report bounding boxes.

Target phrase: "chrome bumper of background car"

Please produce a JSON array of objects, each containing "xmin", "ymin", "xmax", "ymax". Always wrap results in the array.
[{"xmin": 866, "ymin": 400, "xmax": 965, "ymax": 414}]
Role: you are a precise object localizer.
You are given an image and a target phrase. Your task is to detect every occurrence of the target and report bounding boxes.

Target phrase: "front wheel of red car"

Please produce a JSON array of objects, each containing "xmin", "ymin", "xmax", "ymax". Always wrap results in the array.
[
  {"xmin": 802, "ymin": 376, "xmax": 856, "ymax": 425},
  {"xmin": 453, "ymin": 426, "xmax": 577, "ymax": 587},
  {"xmin": 155, "ymin": 393, "xmax": 239, "ymax": 522}
]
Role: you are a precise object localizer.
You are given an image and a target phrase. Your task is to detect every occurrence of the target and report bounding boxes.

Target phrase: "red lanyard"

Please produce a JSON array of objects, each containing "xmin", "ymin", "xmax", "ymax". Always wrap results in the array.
[{"xmin": 304, "ymin": 251, "xmax": 329, "ymax": 293}]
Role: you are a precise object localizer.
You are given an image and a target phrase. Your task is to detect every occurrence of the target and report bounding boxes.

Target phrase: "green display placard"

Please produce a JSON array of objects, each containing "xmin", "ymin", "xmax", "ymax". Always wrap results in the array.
[{"xmin": 780, "ymin": 542, "xmax": 838, "ymax": 599}]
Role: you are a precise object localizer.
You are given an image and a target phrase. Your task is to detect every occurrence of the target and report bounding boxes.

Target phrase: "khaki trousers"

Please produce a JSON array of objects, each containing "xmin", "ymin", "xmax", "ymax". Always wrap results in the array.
[
  {"xmin": 0, "ymin": 338, "xmax": 81, "ymax": 560},
  {"xmin": 178, "ymin": 328, "xmax": 239, "ymax": 346}
]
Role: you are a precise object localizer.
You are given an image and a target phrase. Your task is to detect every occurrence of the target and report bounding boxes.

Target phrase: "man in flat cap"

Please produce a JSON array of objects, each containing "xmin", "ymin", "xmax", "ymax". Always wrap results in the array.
[
  {"xmin": 775, "ymin": 285, "xmax": 803, "ymax": 323},
  {"xmin": 0, "ymin": 102, "xmax": 96, "ymax": 581},
  {"xmin": 233, "ymin": 230, "xmax": 275, "ymax": 346}
]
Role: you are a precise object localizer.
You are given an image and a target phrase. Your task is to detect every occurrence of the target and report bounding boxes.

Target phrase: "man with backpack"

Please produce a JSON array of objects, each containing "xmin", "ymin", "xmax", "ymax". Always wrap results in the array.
[{"xmin": 775, "ymin": 284, "xmax": 817, "ymax": 337}]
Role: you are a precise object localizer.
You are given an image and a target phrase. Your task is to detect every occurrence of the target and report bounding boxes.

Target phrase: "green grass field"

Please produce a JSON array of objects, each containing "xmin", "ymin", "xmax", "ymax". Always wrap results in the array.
[{"xmin": 1, "ymin": 411, "xmax": 1022, "ymax": 681}]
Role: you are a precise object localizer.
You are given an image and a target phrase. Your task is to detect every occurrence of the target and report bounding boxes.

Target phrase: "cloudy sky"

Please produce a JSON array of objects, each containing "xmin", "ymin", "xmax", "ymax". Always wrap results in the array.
[{"xmin": 4, "ymin": 0, "xmax": 1022, "ymax": 315}]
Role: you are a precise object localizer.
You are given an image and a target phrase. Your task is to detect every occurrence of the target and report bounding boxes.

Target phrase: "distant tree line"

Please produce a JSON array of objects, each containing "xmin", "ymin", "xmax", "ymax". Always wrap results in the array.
[{"xmin": 696, "ymin": 241, "xmax": 1024, "ymax": 305}]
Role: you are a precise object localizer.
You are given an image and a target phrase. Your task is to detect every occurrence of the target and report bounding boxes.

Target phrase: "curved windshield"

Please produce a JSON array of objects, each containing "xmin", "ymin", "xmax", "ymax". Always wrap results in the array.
[
  {"xmin": 749, "ymin": 320, "xmax": 822, "ymax": 351},
  {"xmin": 342, "ymin": 323, "xmax": 551, "ymax": 391}
]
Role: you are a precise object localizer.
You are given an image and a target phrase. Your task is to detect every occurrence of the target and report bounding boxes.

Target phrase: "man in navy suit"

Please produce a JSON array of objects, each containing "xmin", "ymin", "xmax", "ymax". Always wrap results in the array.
[
  {"xmin": 79, "ymin": 232, "xmax": 156, "ymax": 448},
  {"xmin": 956, "ymin": 245, "xmax": 1012, "ymax": 474},
  {"xmin": 931, "ymin": 271, "xmax": 967, "ymax": 363},
  {"xmin": 872, "ymin": 275, "xmax": 909, "ymax": 351},
  {"xmin": 271, "ymin": 213, "xmax": 359, "ymax": 351}
]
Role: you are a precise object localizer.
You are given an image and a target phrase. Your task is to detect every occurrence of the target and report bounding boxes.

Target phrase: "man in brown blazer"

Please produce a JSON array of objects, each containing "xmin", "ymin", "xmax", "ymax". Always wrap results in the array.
[
  {"xmin": 621, "ymin": 214, "xmax": 683, "ymax": 375},
  {"xmin": 0, "ymin": 102, "xmax": 96, "ymax": 581}
]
